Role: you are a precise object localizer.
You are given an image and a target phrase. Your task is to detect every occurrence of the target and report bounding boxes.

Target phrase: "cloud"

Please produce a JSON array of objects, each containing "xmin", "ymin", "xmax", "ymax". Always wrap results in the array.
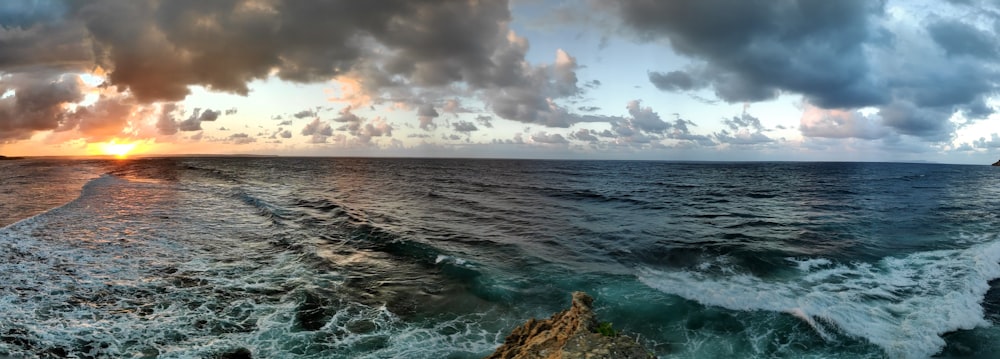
[
  {"xmin": 228, "ymin": 132, "xmax": 256, "ymax": 145},
  {"xmin": 155, "ymin": 103, "xmax": 180, "ymax": 135},
  {"xmin": 799, "ymin": 105, "xmax": 889, "ymax": 140},
  {"xmin": 570, "ymin": 128, "xmax": 599, "ymax": 143},
  {"xmin": 0, "ymin": 9, "xmax": 91, "ymax": 71},
  {"xmin": 597, "ymin": 100, "xmax": 677, "ymax": 145},
  {"xmin": 648, "ymin": 70, "xmax": 699, "ymax": 91},
  {"xmin": 483, "ymin": 45, "xmax": 591, "ymax": 127},
  {"xmin": 474, "ymin": 115, "xmax": 494, "ymax": 128},
  {"xmin": 714, "ymin": 110, "xmax": 774, "ymax": 145},
  {"xmin": 530, "ymin": 131, "xmax": 569, "ymax": 145},
  {"xmin": 452, "ymin": 120, "xmax": 478, "ymax": 133},
  {"xmin": 323, "ymin": 106, "xmax": 393, "ymax": 143},
  {"xmin": 615, "ymin": 0, "xmax": 887, "ymax": 108},
  {"xmin": 176, "ymin": 108, "xmax": 220, "ymax": 132},
  {"xmin": 440, "ymin": 99, "xmax": 473, "ymax": 114},
  {"xmin": 625, "ymin": 100, "xmax": 670, "ymax": 133},
  {"xmin": 1, "ymin": 0, "xmax": 605, "ymax": 145},
  {"xmin": 301, "ymin": 117, "xmax": 333, "ymax": 143},
  {"xmin": 723, "ymin": 111, "xmax": 764, "ymax": 132},
  {"xmin": 927, "ymin": 19, "xmax": 998, "ymax": 59},
  {"xmin": 293, "ymin": 109, "xmax": 316, "ymax": 119},
  {"xmin": 0, "ymin": 73, "xmax": 84, "ymax": 141},
  {"xmin": 973, "ymin": 134, "xmax": 1000, "ymax": 149},
  {"xmin": 613, "ymin": 1, "xmax": 1000, "ymax": 146},
  {"xmin": 62, "ymin": 95, "xmax": 137, "ymax": 141},
  {"xmin": 878, "ymin": 101, "xmax": 954, "ymax": 141},
  {"xmin": 417, "ymin": 104, "xmax": 439, "ymax": 130}
]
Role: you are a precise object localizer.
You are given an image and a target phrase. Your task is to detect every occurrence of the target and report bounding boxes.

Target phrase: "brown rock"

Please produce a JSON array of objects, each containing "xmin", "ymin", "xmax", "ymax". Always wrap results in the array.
[{"xmin": 486, "ymin": 292, "xmax": 654, "ymax": 359}]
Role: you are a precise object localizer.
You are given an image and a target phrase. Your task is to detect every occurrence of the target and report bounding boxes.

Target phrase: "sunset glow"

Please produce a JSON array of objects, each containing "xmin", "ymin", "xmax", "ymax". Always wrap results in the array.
[{"xmin": 92, "ymin": 140, "xmax": 140, "ymax": 159}]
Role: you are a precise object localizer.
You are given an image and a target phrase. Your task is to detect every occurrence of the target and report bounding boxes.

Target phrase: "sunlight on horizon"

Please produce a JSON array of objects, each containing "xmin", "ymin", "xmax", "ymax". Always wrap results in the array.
[{"xmin": 90, "ymin": 140, "xmax": 141, "ymax": 159}]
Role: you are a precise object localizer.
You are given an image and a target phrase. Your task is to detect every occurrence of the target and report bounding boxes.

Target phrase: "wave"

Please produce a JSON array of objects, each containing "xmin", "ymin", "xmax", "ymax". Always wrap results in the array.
[
  {"xmin": 0, "ymin": 173, "xmax": 508, "ymax": 358},
  {"xmin": 1, "ymin": 174, "xmax": 124, "ymax": 231},
  {"xmin": 637, "ymin": 239, "xmax": 1000, "ymax": 358}
]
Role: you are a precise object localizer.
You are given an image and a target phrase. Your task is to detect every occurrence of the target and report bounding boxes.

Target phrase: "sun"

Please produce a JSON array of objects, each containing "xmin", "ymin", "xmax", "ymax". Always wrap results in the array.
[{"xmin": 100, "ymin": 140, "xmax": 139, "ymax": 159}]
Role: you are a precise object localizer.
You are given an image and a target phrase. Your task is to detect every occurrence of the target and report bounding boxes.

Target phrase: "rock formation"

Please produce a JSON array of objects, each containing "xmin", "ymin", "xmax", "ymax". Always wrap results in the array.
[
  {"xmin": 993, "ymin": 159, "xmax": 1000, "ymax": 166},
  {"xmin": 486, "ymin": 292, "xmax": 654, "ymax": 359}
]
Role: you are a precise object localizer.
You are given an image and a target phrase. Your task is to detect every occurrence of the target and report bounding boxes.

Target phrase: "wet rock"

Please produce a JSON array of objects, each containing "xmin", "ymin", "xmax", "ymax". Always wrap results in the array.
[{"xmin": 486, "ymin": 291, "xmax": 654, "ymax": 359}]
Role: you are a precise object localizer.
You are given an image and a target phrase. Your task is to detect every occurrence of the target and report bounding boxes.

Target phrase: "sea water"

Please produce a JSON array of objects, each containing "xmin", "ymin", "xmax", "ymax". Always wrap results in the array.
[{"xmin": 1, "ymin": 158, "xmax": 999, "ymax": 358}]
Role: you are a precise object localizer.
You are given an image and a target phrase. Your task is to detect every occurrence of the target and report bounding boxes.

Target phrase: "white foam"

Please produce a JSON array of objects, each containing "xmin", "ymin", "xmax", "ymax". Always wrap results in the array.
[
  {"xmin": 788, "ymin": 257, "xmax": 833, "ymax": 273},
  {"xmin": 637, "ymin": 240, "xmax": 1000, "ymax": 359},
  {"xmin": 0, "ymin": 171, "xmax": 510, "ymax": 358},
  {"xmin": 434, "ymin": 254, "xmax": 469, "ymax": 266}
]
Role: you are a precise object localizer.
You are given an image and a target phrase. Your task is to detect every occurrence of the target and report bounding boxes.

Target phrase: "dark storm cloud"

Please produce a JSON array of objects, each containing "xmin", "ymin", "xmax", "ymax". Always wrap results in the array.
[
  {"xmin": 927, "ymin": 19, "xmax": 998, "ymax": 59},
  {"xmin": 482, "ymin": 46, "xmax": 586, "ymax": 127},
  {"xmin": 2, "ymin": 0, "xmax": 598, "ymax": 142},
  {"xmin": 0, "ymin": 73, "xmax": 83, "ymax": 141},
  {"xmin": 74, "ymin": 0, "xmax": 514, "ymax": 101},
  {"xmin": 878, "ymin": 101, "xmax": 954, "ymax": 141},
  {"xmin": 0, "ymin": 1, "xmax": 67, "ymax": 27},
  {"xmin": 614, "ymin": 0, "xmax": 888, "ymax": 108},
  {"xmin": 0, "ymin": 20, "xmax": 92, "ymax": 70},
  {"xmin": 611, "ymin": 0, "xmax": 1000, "ymax": 144}
]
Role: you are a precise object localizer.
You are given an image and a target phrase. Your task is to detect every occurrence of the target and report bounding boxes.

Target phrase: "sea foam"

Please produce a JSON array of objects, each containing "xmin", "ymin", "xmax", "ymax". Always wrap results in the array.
[{"xmin": 637, "ymin": 239, "xmax": 1000, "ymax": 359}]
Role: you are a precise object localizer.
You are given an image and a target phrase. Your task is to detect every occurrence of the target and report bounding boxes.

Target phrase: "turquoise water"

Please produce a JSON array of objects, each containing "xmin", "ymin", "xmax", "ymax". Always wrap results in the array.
[{"xmin": 1, "ymin": 158, "xmax": 999, "ymax": 358}]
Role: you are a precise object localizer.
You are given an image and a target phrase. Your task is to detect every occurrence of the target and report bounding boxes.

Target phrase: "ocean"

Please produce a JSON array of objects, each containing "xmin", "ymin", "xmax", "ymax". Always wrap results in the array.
[{"xmin": 1, "ymin": 157, "xmax": 999, "ymax": 358}]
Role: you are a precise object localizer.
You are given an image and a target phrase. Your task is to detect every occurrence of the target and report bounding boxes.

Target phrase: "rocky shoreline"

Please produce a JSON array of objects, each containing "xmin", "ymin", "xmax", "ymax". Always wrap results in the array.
[{"xmin": 486, "ymin": 292, "xmax": 654, "ymax": 359}]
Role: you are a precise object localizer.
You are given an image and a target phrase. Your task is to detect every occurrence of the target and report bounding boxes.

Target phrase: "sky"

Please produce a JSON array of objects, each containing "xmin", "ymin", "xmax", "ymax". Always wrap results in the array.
[{"xmin": 2, "ymin": 0, "xmax": 1000, "ymax": 164}]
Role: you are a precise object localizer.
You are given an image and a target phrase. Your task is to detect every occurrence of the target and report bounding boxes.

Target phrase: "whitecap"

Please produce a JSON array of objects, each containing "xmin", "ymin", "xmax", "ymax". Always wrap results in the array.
[{"xmin": 637, "ymin": 240, "xmax": 1000, "ymax": 358}]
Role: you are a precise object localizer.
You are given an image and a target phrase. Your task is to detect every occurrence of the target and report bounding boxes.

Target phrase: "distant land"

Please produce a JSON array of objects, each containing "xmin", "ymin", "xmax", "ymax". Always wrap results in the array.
[{"xmin": 0, "ymin": 155, "xmax": 24, "ymax": 160}]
